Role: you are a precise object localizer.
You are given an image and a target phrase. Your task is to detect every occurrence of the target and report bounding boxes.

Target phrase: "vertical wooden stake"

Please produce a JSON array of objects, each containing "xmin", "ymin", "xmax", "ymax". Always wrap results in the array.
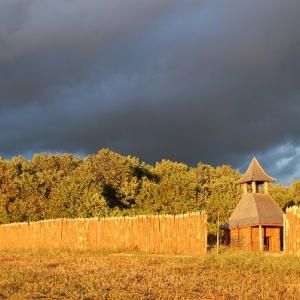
[
  {"xmin": 217, "ymin": 211, "xmax": 220, "ymax": 254},
  {"xmin": 283, "ymin": 214, "xmax": 286, "ymax": 254},
  {"xmin": 259, "ymin": 224, "xmax": 263, "ymax": 252}
]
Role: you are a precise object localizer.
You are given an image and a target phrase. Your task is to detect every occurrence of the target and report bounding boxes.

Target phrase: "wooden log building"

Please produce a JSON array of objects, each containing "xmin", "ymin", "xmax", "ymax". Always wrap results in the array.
[{"xmin": 224, "ymin": 157, "xmax": 284, "ymax": 252}]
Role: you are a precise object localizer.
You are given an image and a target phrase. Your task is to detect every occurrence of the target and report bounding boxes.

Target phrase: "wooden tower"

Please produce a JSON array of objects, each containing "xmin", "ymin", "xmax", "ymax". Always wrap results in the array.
[{"xmin": 226, "ymin": 157, "xmax": 284, "ymax": 251}]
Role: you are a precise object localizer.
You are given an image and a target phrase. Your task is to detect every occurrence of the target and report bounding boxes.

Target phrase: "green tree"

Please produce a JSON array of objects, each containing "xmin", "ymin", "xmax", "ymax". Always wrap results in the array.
[
  {"xmin": 194, "ymin": 163, "xmax": 215, "ymax": 210},
  {"xmin": 0, "ymin": 193, "xmax": 9, "ymax": 224},
  {"xmin": 49, "ymin": 176, "xmax": 107, "ymax": 218},
  {"xmin": 85, "ymin": 149, "xmax": 141, "ymax": 209},
  {"xmin": 269, "ymin": 183, "xmax": 293, "ymax": 211},
  {"xmin": 4, "ymin": 156, "xmax": 29, "ymax": 222},
  {"xmin": 205, "ymin": 165, "xmax": 242, "ymax": 225},
  {"xmin": 136, "ymin": 160, "xmax": 198, "ymax": 214},
  {"xmin": 195, "ymin": 164, "xmax": 242, "ymax": 240}
]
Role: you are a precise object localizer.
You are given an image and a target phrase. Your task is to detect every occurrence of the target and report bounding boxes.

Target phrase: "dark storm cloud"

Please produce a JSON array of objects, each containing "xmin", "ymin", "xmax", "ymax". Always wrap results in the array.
[{"xmin": 1, "ymin": 0, "xmax": 300, "ymax": 185}]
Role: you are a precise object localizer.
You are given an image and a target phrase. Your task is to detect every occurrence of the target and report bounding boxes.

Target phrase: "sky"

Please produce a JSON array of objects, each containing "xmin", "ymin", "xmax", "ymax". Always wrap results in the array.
[{"xmin": 1, "ymin": 0, "xmax": 300, "ymax": 186}]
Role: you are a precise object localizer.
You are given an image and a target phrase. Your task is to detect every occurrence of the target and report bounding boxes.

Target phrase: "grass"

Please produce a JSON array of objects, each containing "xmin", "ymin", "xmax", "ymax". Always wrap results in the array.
[{"xmin": 0, "ymin": 248, "xmax": 300, "ymax": 299}]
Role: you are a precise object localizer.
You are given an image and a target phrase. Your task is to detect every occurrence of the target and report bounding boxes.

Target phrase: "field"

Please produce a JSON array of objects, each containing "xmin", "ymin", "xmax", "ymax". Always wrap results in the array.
[{"xmin": 0, "ymin": 248, "xmax": 300, "ymax": 300}]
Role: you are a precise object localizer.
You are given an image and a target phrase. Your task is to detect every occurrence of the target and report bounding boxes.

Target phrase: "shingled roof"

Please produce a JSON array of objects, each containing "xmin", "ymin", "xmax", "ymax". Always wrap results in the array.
[
  {"xmin": 237, "ymin": 157, "xmax": 275, "ymax": 184},
  {"xmin": 228, "ymin": 193, "xmax": 284, "ymax": 228}
]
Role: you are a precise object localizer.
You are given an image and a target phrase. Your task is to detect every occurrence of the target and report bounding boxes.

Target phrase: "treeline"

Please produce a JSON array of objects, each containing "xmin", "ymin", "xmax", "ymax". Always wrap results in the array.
[{"xmin": 0, "ymin": 148, "xmax": 299, "ymax": 229}]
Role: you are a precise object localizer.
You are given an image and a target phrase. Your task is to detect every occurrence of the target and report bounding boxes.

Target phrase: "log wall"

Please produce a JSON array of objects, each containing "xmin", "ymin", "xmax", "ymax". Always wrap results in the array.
[
  {"xmin": 285, "ymin": 206, "xmax": 300, "ymax": 256},
  {"xmin": 230, "ymin": 226, "xmax": 281, "ymax": 251},
  {"xmin": 0, "ymin": 212, "xmax": 207, "ymax": 255},
  {"xmin": 229, "ymin": 227, "xmax": 251, "ymax": 250}
]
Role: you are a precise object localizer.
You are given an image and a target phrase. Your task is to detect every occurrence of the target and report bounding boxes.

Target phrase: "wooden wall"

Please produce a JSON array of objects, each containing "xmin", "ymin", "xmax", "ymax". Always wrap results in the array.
[
  {"xmin": 285, "ymin": 206, "xmax": 300, "ymax": 256},
  {"xmin": 250, "ymin": 227, "xmax": 260, "ymax": 251},
  {"xmin": 230, "ymin": 226, "xmax": 281, "ymax": 252},
  {"xmin": 0, "ymin": 212, "xmax": 207, "ymax": 255},
  {"xmin": 230, "ymin": 227, "xmax": 251, "ymax": 250}
]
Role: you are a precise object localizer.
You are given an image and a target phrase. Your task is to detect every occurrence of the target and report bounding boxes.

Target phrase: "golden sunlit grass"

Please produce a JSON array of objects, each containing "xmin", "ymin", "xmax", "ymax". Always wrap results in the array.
[{"xmin": 0, "ymin": 248, "xmax": 300, "ymax": 300}]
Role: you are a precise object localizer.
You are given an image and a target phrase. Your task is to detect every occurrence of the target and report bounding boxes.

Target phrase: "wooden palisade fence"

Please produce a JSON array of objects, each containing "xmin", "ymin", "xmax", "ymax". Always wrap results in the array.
[
  {"xmin": 0, "ymin": 212, "xmax": 207, "ymax": 255},
  {"xmin": 284, "ymin": 206, "xmax": 300, "ymax": 256}
]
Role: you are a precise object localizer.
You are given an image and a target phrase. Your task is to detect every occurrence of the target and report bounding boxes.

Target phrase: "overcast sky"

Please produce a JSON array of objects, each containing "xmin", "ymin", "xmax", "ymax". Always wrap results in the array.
[{"xmin": 1, "ymin": 0, "xmax": 300, "ymax": 186}]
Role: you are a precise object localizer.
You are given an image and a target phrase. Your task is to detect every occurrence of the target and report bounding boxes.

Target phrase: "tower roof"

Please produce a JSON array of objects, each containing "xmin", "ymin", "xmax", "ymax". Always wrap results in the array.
[
  {"xmin": 237, "ymin": 157, "xmax": 275, "ymax": 184},
  {"xmin": 227, "ymin": 193, "xmax": 283, "ymax": 228}
]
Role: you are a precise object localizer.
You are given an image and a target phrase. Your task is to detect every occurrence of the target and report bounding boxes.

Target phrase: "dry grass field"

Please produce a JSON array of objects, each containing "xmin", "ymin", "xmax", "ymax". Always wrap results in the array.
[{"xmin": 0, "ymin": 248, "xmax": 300, "ymax": 300}]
